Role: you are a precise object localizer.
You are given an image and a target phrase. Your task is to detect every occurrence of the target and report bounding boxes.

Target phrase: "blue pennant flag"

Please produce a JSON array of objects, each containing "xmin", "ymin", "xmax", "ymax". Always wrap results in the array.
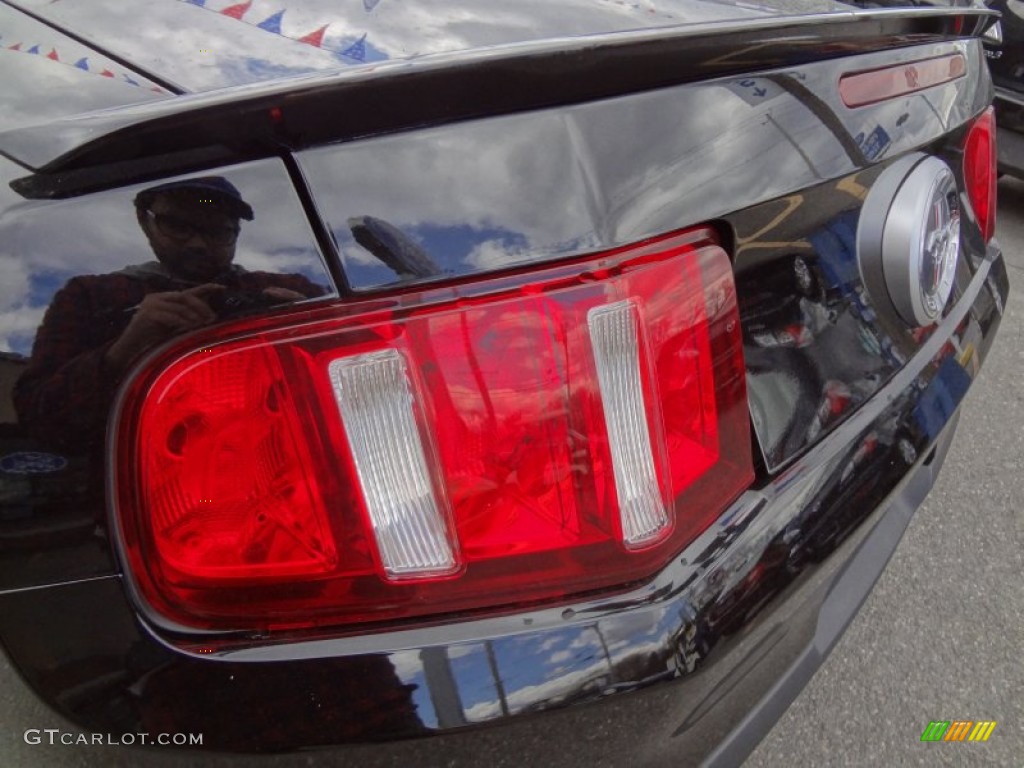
[
  {"xmin": 185, "ymin": 0, "xmax": 206, "ymax": 6},
  {"xmin": 364, "ymin": 0, "xmax": 381, "ymax": 10},
  {"xmin": 257, "ymin": 10, "xmax": 284, "ymax": 34},
  {"xmin": 340, "ymin": 33, "xmax": 366, "ymax": 62},
  {"xmin": 27, "ymin": 44, "xmax": 40, "ymax": 54},
  {"xmin": 74, "ymin": 57, "xmax": 89, "ymax": 70},
  {"xmin": 123, "ymin": 73, "xmax": 139, "ymax": 85}
]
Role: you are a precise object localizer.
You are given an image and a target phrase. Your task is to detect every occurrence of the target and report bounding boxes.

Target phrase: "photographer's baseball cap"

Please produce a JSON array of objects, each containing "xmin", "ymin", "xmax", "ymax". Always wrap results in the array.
[{"xmin": 135, "ymin": 176, "xmax": 254, "ymax": 220}]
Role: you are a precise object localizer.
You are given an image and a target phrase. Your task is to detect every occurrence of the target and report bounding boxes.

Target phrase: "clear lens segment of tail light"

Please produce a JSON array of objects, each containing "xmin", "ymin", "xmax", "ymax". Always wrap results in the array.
[{"xmin": 113, "ymin": 226, "xmax": 753, "ymax": 632}]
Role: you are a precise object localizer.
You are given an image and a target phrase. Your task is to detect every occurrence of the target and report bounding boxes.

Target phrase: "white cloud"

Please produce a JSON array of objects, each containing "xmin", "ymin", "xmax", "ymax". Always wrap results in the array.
[
  {"xmin": 0, "ymin": 306, "xmax": 45, "ymax": 354},
  {"xmin": 465, "ymin": 699, "xmax": 503, "ymax": 721},
  {"xmin": 447, "ymin": 643, "xmax": 483, "ymax": 660},
  {"xmin": 464, "ymin": 655, "xmax": 611, "ymax": 721},
  {"xmin": 388, "ymin": 650, "xmax": 424, "ymax": 683},
  {"xmin": 0, "ymin": 257, "xmax": 30, "ymax": 312},
  {"xmin": 463, "ymin": 239, "xmax": 533, "ymax": 271},
  {"xmin": 538, "ymin": 635, "xmax": 568, "ymax": 653}
]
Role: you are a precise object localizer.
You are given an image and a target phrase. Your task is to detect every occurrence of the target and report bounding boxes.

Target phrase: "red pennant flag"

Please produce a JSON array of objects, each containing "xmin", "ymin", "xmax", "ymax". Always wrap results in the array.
[
  {"xmin": 100, "ymin": 68, "xmax": 115, "ymax": 77},
  {"xmin": 298, "ymin": 24, "xmax": 328, "ymax": 48},
  {"xmin": 221, "ymin": 1, "xmax": 252, "ymax": 19},
  {"xmin": 47, "ymin": 48, "xmax": 59, "ymax": 61},
  {"xmin": 8, "ymin": 43, "xmax": 22, "ymax": 51}
]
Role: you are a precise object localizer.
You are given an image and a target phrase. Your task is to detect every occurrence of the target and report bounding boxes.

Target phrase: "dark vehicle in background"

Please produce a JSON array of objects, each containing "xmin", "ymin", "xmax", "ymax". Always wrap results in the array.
[
  {"xmin": 984, "ymin": 0, "xmax": 1024, "ymax": 176},
  {"xmin": 0, "ymin": 1, "xmax": 1007, "ymax": 766}
]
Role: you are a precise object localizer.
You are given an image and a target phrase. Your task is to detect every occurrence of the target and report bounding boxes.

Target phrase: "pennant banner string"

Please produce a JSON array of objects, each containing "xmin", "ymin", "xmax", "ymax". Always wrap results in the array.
[
  {"xmin": 177, "ymin": 0, "xmax": 373, "ymax": 63},
  {"xmin": 3, "ymin": 38, "xmax": 165, "ymax": 91}
]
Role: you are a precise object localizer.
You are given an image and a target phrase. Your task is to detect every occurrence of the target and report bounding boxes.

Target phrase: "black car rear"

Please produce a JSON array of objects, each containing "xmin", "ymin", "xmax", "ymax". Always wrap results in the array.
[{"xmin": 0, "ymin": 1, "xmax": 1007, "ymax": 765}]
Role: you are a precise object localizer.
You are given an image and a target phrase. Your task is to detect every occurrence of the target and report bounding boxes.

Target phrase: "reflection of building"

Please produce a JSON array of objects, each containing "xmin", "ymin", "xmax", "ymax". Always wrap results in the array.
[{"xmin": 0, "ymin": 353, "xmax": 28, "ymax": 425}]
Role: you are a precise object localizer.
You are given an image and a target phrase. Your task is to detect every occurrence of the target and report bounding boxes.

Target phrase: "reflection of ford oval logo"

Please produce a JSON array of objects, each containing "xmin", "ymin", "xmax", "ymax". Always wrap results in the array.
[
  {"xmin": 856, "ymin": 154, "xmax": 961, "ymax": 328},
  {"xmin": 0, "ymin": 452, "xmax": 68, "ymax": 475}
]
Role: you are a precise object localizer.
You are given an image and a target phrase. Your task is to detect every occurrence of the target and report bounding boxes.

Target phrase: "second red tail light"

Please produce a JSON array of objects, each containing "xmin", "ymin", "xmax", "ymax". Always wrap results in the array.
[{"xmin": 963, "ymin": 106, "xmax": 998, "ymax": 243}]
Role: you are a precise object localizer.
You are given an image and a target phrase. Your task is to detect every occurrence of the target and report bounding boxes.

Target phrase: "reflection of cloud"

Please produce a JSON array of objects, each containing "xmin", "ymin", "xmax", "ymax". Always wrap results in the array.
[
  {"xmin": 1, "ymin": 50, "xmax": 166, "ymax": 133},
  {"xmin": 238, "ymin": 246, "xmax": 323, "ymax": 277},
  {"xmin": 549, "ymin": 650, "xmax": 572, "ymax": 664},
  {"xmin": 447, "ymin": 643, "xmax": 482, "ymax": 660},
  {"xmin": 0, "ymin": 257, "xmax": 43, "ymax": 353},
  {"xmin": 538, "ymin": 634, "xmax": 568, "ymax": 653},
  {"xmin": 300, "ymin": 77, "xmax": 839, "ymax": 290},
  {"xmin": 2, "ymin": 197, "xmax": 145, "ymax": 278},
  {"xmin": 340, "ymin": 242, "xmax": 381, "ymax": 267},
  {"xmin": 303, "ymin": 113, "xmax": 596, "ymax": 285},
  {"xmin": 570, "ymin": 633, "xmax": 601, "ymax": 651},
  {"xmin": 609, "ymin": 639, "xmax": 664, "ymax": 663},
  {"xmin": 389, "ymin": 650, "xmax": 424, "ymax": 683},
  {"xmin": 18, "ymin": 0, "xmax": 775, "ymax": 91},
  {"xmin": 464, "ymin": 239, "xmax": 533, "ymax": 270},
  {"xmin": 466, "ymin": 658, "xmax": 609, "ymax": 719},
  {"xmin": 0, "ymin": 258, "xmax": 31, "ymax": 311},
  {"xmin": 19, "ymin": 0, "xmax": 344, "ymax": 91},
  {"xmin": 465, "ymin": 699, "xmax": 502, "ymax": 721},
  {"xmin": 0, "ymin": 306, "xmax": 45, "ymax": 353}
]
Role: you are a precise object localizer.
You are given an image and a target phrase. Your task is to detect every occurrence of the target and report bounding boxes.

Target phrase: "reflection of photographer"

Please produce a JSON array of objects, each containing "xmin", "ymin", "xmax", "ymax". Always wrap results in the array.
[{"xmin": 15, "ymin": 177, "xmax": 324, "ymax": 451}]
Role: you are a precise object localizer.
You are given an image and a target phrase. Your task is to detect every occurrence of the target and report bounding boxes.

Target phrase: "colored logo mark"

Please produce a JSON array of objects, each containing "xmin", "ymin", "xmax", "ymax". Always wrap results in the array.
[{"xmin": 921, "ymin": 720, "xmax": 997, "ymax": 742}]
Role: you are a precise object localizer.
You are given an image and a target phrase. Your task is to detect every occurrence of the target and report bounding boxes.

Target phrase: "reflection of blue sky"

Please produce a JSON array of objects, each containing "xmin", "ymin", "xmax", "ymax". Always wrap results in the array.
[
  {"xmin": 236, "ymin": 57, "xmax": 324, "ymax": 82},
  {"xmin": 467, "ymin": 630, "xmax": 605, "ymax": 719},
  {"xmin": 395, "ymin": 611, "xmax": 681, "ymax": 723},
  {"xmin": 0, "ymin": 269, "xmax": 81, "ymax": 357},
  {"xmin": 0, "ymin": 158, "xmax": 333, "ymax": 356},
  {"xmin": 448, "ymin": 643, "xmax": 506, "ymax": 722}
]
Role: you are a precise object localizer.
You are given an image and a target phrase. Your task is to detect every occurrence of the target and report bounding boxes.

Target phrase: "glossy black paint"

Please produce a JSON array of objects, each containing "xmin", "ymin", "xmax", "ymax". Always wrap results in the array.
[
  {"xmin": 0, "ymin": 158, "xmax": 336, "ymax": 592},
  {"xmin": 291, "ymin": 40, "xmax": 989, "ymax": 291},
  {"xmin": 0, "ymin": 5, "xmax": 1007, "ymax": 764},
  {"xmin": 293, "ymin": 39, "xmax": 990, "ymax": 471},
  {"xmin": 5, "ymin": 0, "xmax": 778, "ymax": 93},
  {"xmin": 0, "ymin": 37, "xmax": 993, "ymax": 589},
  {"xmin": 1, "ymin": 8, "xmax": 994, "ymax": 194},
  {"xmin": 0, "ymin": 246, "xmax": 1006, "ymax": 762}
]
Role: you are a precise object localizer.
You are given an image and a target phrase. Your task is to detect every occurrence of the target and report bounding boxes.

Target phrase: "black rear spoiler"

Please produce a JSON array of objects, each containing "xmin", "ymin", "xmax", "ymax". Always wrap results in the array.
[{"xmin": 2, "ymin": 7, "xmax": 997, "ymax": 200}]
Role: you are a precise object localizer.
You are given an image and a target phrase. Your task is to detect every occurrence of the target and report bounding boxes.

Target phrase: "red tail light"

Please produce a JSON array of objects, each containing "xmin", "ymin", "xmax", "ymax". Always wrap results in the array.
[
  {"xmin": 963, "ymin": 106, "xmax": 997, "ymax": 243},
  {"xmin": 114, "ymin": 227, "xmax": 753, "ymax": 632}
]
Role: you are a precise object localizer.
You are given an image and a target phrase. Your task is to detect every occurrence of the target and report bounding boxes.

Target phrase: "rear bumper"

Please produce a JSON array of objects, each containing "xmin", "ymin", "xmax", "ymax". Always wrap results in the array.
[{"xmin": 0, "ymin": 245, "xmax": 1008, "ymax": 766}]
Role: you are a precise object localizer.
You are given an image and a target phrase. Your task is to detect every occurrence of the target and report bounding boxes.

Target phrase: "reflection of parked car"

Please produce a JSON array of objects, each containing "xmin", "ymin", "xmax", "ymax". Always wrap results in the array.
[
  {"xmin": 0, "ymin": 1, "xmax": 1008, "ymax": 766},
  {"xmin": 984, "ymin": 0, "xmax": 1024, "ymax": 177}
]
